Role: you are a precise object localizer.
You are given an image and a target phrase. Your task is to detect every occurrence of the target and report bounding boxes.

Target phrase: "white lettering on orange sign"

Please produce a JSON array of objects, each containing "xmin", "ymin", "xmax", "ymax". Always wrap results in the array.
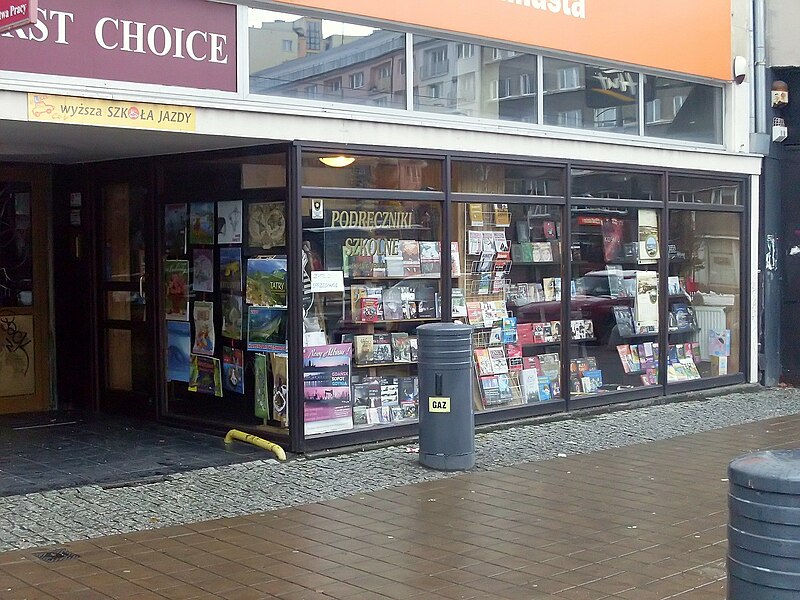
[{"xmin": 501, "ymin": 0, "xmax": 586, "ymax": 19}]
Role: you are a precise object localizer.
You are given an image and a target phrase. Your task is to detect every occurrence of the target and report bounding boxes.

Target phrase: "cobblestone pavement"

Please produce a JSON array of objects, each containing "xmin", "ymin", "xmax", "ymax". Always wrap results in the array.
[{"xmin": 1, "ymin": 386, "xmax": 798, "ymax": 552}]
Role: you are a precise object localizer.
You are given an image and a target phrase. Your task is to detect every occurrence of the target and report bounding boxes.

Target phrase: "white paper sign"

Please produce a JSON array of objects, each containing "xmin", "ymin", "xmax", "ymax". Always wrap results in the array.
[{"xmin": 310, "ymin": 271, "xmax": 345, "ymax": 293}]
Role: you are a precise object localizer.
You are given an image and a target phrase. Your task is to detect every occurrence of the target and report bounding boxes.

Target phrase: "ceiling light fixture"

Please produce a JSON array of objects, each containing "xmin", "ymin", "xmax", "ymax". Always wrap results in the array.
[{"xmin": 319, "ymin": 155, "xmax": 355, "ymax": 168}]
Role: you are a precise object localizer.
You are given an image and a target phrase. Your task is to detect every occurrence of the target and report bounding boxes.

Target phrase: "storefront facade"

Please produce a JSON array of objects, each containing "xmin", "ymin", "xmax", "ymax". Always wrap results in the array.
[{"xmin": 0, "ymin": 0, "xmax": 762, "ymax": 453}]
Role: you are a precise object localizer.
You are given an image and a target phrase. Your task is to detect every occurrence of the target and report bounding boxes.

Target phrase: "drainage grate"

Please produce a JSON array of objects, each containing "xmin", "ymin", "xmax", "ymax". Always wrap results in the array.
[{"xmin": 33, "ymin": 549, "xmax": 79, "ymax": 563}]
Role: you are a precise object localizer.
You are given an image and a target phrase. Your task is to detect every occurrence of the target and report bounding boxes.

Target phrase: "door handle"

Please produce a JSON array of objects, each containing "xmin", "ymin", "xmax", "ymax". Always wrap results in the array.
[{"xmin": 139, "ymin": 275, "xmax": 145, "ymax": 300}]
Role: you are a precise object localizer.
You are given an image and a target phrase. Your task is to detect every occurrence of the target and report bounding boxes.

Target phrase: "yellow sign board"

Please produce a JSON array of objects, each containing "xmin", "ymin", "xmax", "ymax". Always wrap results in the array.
[
  {"xmin": 428, "ymin": 397, "xmax": 451, "ymax": 413},
  {"xmin": 27, "ymin": 93, "xmax": 196, "ymax": 132}
]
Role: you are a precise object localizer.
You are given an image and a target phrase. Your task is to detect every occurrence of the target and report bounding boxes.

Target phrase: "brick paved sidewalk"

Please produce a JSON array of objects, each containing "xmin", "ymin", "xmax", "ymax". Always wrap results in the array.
[{"xmin": 3, "ymin": 413, "xmax": 799, "ymax": 599}]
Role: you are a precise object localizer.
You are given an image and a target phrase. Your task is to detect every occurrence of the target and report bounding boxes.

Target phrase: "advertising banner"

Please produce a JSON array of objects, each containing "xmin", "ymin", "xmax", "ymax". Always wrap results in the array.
[
  {"xmin": 0, "ymin": 0, "xmax": 37, "ymax": 34},
  {"xmin": 269, "ymin": 0, "xmax": 732, "ymax": 80},
  {"xmin": 1, "ymin": 0, "xmax": 237, "ymax": 91}
]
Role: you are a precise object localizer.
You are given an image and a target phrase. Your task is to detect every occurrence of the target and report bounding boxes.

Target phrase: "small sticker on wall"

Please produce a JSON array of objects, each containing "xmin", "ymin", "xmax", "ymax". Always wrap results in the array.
[
  {"xmin": 311, "ymin": 199, "xmax": 324, "ymax": 220},
  {"xmin": 428, "ymin": 397, "xmax": 451, "ymax": 413}
]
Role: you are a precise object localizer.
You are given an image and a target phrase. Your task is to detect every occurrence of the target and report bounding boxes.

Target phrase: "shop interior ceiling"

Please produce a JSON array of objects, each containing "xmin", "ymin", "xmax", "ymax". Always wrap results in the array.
[{"xmin": 0, "ymin": 120, "xmax": 272, "ymax": 164}]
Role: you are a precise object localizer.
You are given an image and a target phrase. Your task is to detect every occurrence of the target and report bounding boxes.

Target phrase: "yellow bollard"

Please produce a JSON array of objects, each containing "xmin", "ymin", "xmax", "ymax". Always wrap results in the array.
[{"xmin": 224, "ymin": 429, "xmax": 286, "ymax": 461}]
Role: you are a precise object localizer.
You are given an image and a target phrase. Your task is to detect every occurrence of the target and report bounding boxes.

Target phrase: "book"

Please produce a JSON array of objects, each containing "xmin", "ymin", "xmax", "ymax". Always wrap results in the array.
[
  {"xmin": 360, "ymin": 297, "xmax": 381, "ymax": 322},
  {"xmin": 466, "ymin": 301, "xmax": 483, "ymax": 326},
  {"xmin": 613, "ymin": 306, "xmax": 635, "ymax": 337},
  {"xmin": 520, "ymin": 242, "xmax": 534, "ymax": 263},
  {"xmin": 496, "ymin": 374, "xmax": 513, "ymax": 402},
  {"xmin": 382, "ymin": 287, "xmax": 404, "ymax": 321},
  {"xmin": 351, "ymin": 255, "xmax": 374, "ymax": 278},
  {"xmin": 521, "ymin": 368, "xmax": 540, "ymax": 402},
  {"xmin": 391, "ymin": 333, "xmax": 412, "ymax": 363},
  {"xmin": 601, "ymin": 218, "xmax": 624, "ymax": 262},
  {"xmin": 581, "ymin": 370, "xmax": 603, "ymax": 394},
  {"xmin": 477, "ymin": 250, "xmax": 495, "ymax": 273},
  {"xmin": 543, "ymin": 220, "xmax": 557, "ymax": 240},
  {"xmin": 419, "ymin": 241, "xmax": 441, "ymax": 274},
  {"xmin": 478, "ymin": 272, "xmax": 491, "ymax": 295},
  {"xmin": 452, "ymin": 288, "xmax": 468, "ymax": 318},
  {"xmin": 517, "ymin": 322, "xmax": 534, "ymax": 345},
  {"xmin": 638, "ymin": 209, "xmax": 660, "ymax": 263},
  {"xmin": 400, "ymin": 240, "xmax": 421, "ymax": 275},
  {"xmin": 473, "ymin": 348, "xmax": 493, "ymax": 376},
  {"xmin": 415, "ymin": 285, "xmax": 438, "ymax": 318},
  {"xmin": 469, "ymin": 203, "xmax": 484, "ymax": 226},
  {"xmin": 451, "ymin": 241, "xmax": 462, "ymax": 277},
  {"xmin": 516, "ymin": 221, "xmax": 530, "ymax": 243},
  {"xmin": 488, "ymin": 347, "xmax": 509, "ymax": 374},
  {"xmin": 539, "ymin": 353, "xmax": 561, "ymax": 397},
  {"xmin": 480, "ymin": 376, "xmax": 502, "ymax": 407},
  {"xmin": 538, "ymin": 242, "xmax": 554, "ymax": 262},
  {"xmin": 354, "ymin": 335, "xmax": 374, "ymax": 365},
  {"xmin": 502, "ymin": 317, "xmax": 518, "ymax": 344},
  {"xmin": 709, "ymin": 329, "xmax": 731, "ymax": 357},
  {"xmin": 537, "ymin": 375, "xmax": 552, "ymax": 401},
  {"xmin": 409, "ymin": 337, "xmax": 418, "ymax": 362},
  {"xmin": 468, "ymin": 230, "xmax": 482, "ymax": 255},
  {"xmin": 372, "ymin": 333, "xmax": 394, "ymax": 364},
  {"xmin": 350, "ymin": 285, "xmax": 367, "ymax": 319},
  {"xmin": 385, "ymin": 251, "xmax": 405, "ymax": 277},
  {"xmin": 494, "ymin": 203, "xmax": 511, "ymax": 227}
]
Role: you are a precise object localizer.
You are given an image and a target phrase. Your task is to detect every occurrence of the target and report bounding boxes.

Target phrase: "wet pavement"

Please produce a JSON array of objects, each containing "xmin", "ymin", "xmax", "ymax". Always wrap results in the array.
[
  {"xmin": 0, "ymin": 412, "xmax": 263, "ymax": 497},
  {"xmin": 2, "ymin": 389, "xmax": 800, "ymax": 598}
]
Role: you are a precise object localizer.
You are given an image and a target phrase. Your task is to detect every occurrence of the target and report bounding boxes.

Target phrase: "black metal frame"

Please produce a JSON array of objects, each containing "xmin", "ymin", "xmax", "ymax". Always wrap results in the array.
[{"xmin": 132, "ymin": 140, "xmax": 751, "ymax": 453}]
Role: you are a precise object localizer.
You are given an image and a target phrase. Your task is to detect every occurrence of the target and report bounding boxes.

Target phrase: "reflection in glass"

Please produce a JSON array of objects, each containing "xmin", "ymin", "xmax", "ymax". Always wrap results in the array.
[
  {"xmin": 302, "ymin": 152, "xmax": 442, "ymax": 191},
  {"xmin": 543, "ymin": 58, "xmax": 639, "ymax": 135},
  {"xmin": 668, "ymin": 211, "xmax": 740, "ymax": 380},
  {"xmin": 571, "ymin": 169, "xmax": 662, "ymax": 202},
  {"xmin": 670, "ymin": 176, "xmax": 740, "ymax": 205},
  {"xmin": 0, "ymin": 183, "xmax": 32, "ymax": 307},
  {"xmin": 249, "ymin": 9, "xmax": 406, "ymax": 110},
  {"xmin": 569, "ymin": 206, "xmax": 662, "ymax": 396},
  {"xmin": 452, "ymin": 162, "xmax": 564, "ymax": 196},
  {"xmin": 302, "ymin": 198, "xmax": 443, "ymax": 436},
  {"xmin": 102, "ymin": 183, "xmax": 146, "ymax": 284},
  {"xmin": 413, "ymin": 37, "xmax": 537, "ymax": 122},
  {"xmin": 453, "ymin": 202, "xmax": 563, "ymax": 410},
  {"xmin": 644, "ymin": 76, "xmax": 723, "ymax": 144}
]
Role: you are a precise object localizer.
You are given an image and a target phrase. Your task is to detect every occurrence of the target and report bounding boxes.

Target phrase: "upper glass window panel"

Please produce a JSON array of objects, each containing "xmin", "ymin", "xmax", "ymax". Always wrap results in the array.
[
  {"xmin": 669, "ymin": 176, "xmax": 741, "ymax": 206},
  {"xmin": 453, "ymin": 162, "xmax": 564, "ymax": 197},
  {"xmin": 571, "ymin": 170, "xmax": 663, "ymax": 202},
  {"xmin": 0, "ymin": 182, "xmax": 33, "ymax": 307},
  {"xmin": 543, "ymin": 58, "xmax": 639, "ymax": 135},
  {"xmin": 413, "ymin": 36, "xmax": 538, "ymax": 123},
  {"xmin": 302, "ymin": 152, "xmax": 443, "ymax": 191},
  {"xmin": 644, "ymin": 76, "xmax": 722, "ymax": 144},
  {"xmin": 249, "ymin": 9, "xmax": 406, "ymax": 110}
]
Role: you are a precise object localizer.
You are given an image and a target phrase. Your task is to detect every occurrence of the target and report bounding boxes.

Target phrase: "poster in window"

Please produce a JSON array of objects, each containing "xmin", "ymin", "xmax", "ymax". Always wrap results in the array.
[
  {"xmin": 303, "ymin": 344, "xmax": 353, "ymax": 436},
  {"xmin": 217, "ymin": 200, "xmax": 243, "ymax": 245},
  {"xmin": 192, "ymin": 249, "xmax": 214, "ymax": 293},
  {"xmin": 247, "ymin": 306, "xmax": 287, "ymax": 352},
  {"xmin": 634, "ymin": 270, "xmax": 659, "ymax": 332},
  {"xmin": 246, "ymin": 257, "xmax": 287, "ymax": 306},
  {"xmin": 192, "ymin": 301, "xmax": 215, "ymax": 356},
  {"xmin": 271, "ymin": 353, "xmax": 289, "ymax": 428},
  {"xmin": 166, "ymin": 321, "xmax": 191, "ymax": 383},
  {"xmin": 164, "ymin": 260, "xmax": 190, "ymax": 321},
  {"xmin": 164, "ymin": 203, "xmax": 187, "ymax": 256},
  {"xmin": 254, "ymin": 353, "xmax": 269, "ymax": 420},
  {"xmin": 189, "ymin": 202, "xmax": 215, "ymax": 245},
  {"xmin": 222, "ymin": 346, "xmax": 244, "ymax": 394},
  {"xmin": 638, "ymin": 209, "xmax": 660, "ymax": 264},
  {"xmin": 188, "ymin": 354, "xmax": 223, "ymax": 397},
  {"xmin": 219, "ymin": 247, "xmax": 242, "ymax": 293},
  {"xmin": 0, "ymin": 314, "xmax": 35, "ymax": 397},
  {"xmin": 248, "ymin": 202, "xmax": 286, "ymax": 249},
  {"xmin": 221, "ymin": 293, "xmax": 243, "ymax": 340}
]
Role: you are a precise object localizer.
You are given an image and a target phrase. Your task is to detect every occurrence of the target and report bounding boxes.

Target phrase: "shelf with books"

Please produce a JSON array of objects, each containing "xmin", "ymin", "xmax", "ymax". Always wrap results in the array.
[
  {"xmin": 354, "ymin": 361, "xmax": 418, "ymax": 368},
  {"xmin": 349, "ymin": 318, "xmax": 439, "ymax": 325},
  {"xmin": 347, "ymin": 276, "xmax": 444, "ymax": 281}
]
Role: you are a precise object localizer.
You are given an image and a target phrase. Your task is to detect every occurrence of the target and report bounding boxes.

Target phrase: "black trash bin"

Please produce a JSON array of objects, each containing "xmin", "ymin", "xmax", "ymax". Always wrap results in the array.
[
  {"xmin": 417, "ymin": 323, "xmax": 474, "ymax": 471},
  {"xmin": 728, "ymin": 450, "xmax": 800, "ymax": 599}
]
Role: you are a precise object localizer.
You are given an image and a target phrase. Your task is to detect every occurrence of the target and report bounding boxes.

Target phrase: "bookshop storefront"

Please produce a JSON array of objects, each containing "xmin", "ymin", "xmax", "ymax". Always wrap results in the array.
[{"xmin": 157, "ymin": 144, "xmax": 749, "ymax": 452}]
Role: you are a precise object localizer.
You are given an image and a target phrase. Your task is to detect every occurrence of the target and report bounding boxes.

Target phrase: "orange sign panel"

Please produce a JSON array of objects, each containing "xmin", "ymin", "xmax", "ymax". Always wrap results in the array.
[{"xmin": 269, "ymin": 0, "xmax": 732, "ymax": 80}]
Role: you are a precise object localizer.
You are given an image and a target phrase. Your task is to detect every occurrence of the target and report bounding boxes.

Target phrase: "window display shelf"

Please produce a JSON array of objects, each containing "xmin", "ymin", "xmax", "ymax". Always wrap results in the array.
[
  {"xmin": 349, "ymin": 318, "xmax": 439, "ymax": 325},
  {"xmin": 354, "ymin": 361, "xmax": 418, "ymax": 368},
  {"xmin": 347, "ymin": 276, "xmax": 443, "ymax": 281}
]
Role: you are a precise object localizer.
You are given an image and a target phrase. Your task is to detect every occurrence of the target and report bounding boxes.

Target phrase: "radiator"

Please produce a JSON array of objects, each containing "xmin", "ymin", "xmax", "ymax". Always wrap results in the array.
[{"xmin": 692, "ymin": 306, "xmax": 727, "ymax": 361}]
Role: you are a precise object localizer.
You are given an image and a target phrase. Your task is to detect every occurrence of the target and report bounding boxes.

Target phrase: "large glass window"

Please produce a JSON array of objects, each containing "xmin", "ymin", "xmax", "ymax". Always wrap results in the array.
[
  {"xmin": 670, "ymin": 176, "xmax": 740, "ymax": 206},
  {"xmin": 668, "ymin": 211, "xmax": 741, "ymax": 381},
  {"xmin": 452, "ymin": 162, "xmax": 564, "ymax": 197},
  {"xmin": 249, "ymin": 9, "xmax": 406, "ymax": 110},
  {"xmin": 452, "ymin": 201, "xmax": 564, "ymax": 411},
  {"xmin": 644, "ymin": 76, "xmax": 723, "ymax": 144},
  {"xmin": 302, "ymin": 198, "xmax": 443, "ymax": 436},
  {"xmin": 413, "ymin": 36, "xmax": 538, "ymax": 122},
  {"xmin": 569, "ymin": 206, "xmax": 662, "ymax": 396},
  {"xmin": 543, "ymin": 58, "xmax": 639, "ymax": 135},
  {"xmin": 302, "ymin": 153, "xmax": 442, "ymax": 191}
]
